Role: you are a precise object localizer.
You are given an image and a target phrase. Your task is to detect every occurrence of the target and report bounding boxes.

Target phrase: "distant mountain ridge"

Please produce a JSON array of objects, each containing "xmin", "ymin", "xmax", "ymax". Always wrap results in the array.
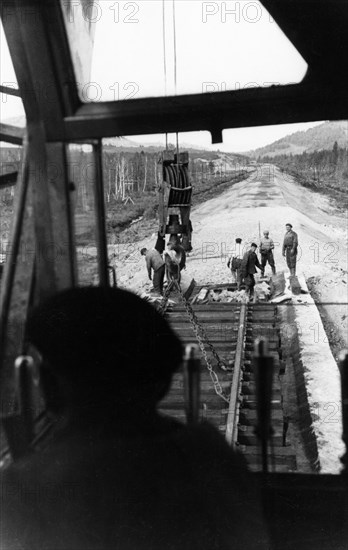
[
  {"xmin": 2, "ymin": 116, "xmax": 246, "ymax": 157},
  {"xmin": 249, "ymin": 121, "xmax": 348, "ymax": 158},
  {"xmin": 103, "ymin": 136, "xmax": 140, "ymax": 148}
]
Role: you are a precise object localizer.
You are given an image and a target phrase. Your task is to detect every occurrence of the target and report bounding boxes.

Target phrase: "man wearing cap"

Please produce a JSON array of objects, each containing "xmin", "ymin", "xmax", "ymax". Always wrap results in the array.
[
  {"xmin": 282, "ymin": 224, "xmax": 298, "ymax": 276},
  {"xmin": 227, "ymin": 237, "xmax": 243, "ymax": 290},
  {"xmin": 259, "ymin": 230, "xmax": 276, "ymax": 275},
  {"xmin": 241, "ymin": 243, "xmax": 263, "ymax": 299}
]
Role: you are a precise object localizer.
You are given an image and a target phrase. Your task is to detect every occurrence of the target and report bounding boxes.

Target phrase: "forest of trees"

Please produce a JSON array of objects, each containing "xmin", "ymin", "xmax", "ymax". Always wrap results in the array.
[
  {"xmin": 261, "ymin": 142, "xmax": 348, "ymax": 191},
  {"xmin": 0, "ymin": 146, "xmax": 249, "ymax": 240}
]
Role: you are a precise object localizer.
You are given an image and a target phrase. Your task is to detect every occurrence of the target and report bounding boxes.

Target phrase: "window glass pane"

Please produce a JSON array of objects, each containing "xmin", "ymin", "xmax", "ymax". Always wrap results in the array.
[
  {"xmin": 60, "ymin": 0, "xmax": 97, "ymax": 86},
  {"xmin": 101, "ymin": 123, "xmax": 347, "ymax": 475},
  {"xmin": 61, "ymin": 0, "xmax": 307, "ymax": 102},
  {"xmin": 0, "ymin": 22, "xmax": 25, "ymax": 127}
]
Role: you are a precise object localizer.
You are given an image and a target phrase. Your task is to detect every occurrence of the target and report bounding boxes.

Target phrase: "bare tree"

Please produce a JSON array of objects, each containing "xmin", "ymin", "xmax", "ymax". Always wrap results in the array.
[{"xmin": 143, "ymin": 154, "xmax": 148, "ymax": 192}]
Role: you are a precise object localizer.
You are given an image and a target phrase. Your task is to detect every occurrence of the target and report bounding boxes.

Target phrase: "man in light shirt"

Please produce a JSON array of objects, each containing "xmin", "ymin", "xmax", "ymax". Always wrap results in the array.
[
  {"xmin": 259, "ymin": 230, "xmax": 276, "ymax": 276},
  {"xmin": 165, "ymin": 242, "xmax": 186, "ymax": 285}
]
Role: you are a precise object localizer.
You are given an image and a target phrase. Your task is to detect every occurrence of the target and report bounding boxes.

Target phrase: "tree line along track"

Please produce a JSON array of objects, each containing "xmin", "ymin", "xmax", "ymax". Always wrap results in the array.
[{"xmin": 158, "ymin": 284, "xmax": 297, "ymax": 473}]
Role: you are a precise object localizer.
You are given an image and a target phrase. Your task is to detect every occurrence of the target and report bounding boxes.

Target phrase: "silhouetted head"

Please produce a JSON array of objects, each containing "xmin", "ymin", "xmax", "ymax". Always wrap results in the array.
[
  {"xmin": 27, "ymin": 287, "xmax": 183, "ymax": 417},
  {"xmin": 235, "ymin": 238, "xmax": 242, "ymax": 244},
  {"xmin": 140, "ymin": 247, "xmax": 147, "ymax": 256}
]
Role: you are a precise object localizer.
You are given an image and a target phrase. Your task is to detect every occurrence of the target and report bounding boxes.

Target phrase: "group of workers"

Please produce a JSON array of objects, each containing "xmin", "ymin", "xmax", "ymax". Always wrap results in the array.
[
  {"xmin": 228, "ymin": 224, "xmax": 299, "ymax": 298},
  {"xmin": 141, "ymin": 224, "xmax": 299, "ymax": 298},
  {"xmin": 141, "ymin": 236, "xmax": 186, "ymax": 295}
]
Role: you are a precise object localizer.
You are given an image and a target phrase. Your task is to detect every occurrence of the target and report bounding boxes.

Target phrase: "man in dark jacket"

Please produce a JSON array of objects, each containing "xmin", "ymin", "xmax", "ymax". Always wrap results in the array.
[
  {"xmin": 227, "ymin": 237, "xmax": 243, "ymax": 290},
  {"xmin": 282, "ymin": 223, "xmax": 298, "ymax": 276},
  {"xmin": 241, "ymin": 243, "xmax": 263, "ymax": 299}
]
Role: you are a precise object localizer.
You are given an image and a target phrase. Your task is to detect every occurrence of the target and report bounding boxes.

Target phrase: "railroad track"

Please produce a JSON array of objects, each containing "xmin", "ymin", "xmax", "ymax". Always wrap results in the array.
[{"xmin": 158, "ymin": 283, "xmax": 297, "ymax": 473}]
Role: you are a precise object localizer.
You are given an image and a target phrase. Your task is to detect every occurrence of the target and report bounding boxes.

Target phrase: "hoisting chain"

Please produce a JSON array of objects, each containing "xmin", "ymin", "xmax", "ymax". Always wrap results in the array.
[
  {"xmin": 159, "ymin": 280, "xmax": 230, "ymax": 403},
  {"xmin": 157, "ymin": 280, "xmax": 176, "ymax": 315}
]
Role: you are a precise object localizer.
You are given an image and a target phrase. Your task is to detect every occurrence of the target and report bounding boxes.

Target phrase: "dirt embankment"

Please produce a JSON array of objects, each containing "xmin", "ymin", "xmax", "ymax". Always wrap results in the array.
[{"xmin": 307, "ymin": 275, "xmax": 348, "ymax": 361}]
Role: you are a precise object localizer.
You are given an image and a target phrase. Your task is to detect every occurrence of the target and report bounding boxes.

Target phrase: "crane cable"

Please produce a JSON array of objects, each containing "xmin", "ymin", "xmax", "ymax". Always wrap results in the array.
[
  {"xmin": 162, "ymin": 0, "xmax": 167, "ymax": 97},
  {"xmin": 172, "ymin": 0, "xmax": 178, "ymax": 94},
  {"xmin": 162, "ymin": 0, "xmax": 180, "ymax": 157},
  {"xmin": 162, "ymin": 0, "xmax": 168, "ymax": 150},
  {"xmin": 172, "ymin": 0, "xmax": 180, "ymax": 182}
]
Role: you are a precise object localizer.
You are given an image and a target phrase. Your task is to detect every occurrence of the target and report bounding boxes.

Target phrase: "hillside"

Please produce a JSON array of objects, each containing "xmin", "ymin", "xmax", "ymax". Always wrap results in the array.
[{"xmin": 249, "ymin": 120, "xmax": 348, "ymax": 158}]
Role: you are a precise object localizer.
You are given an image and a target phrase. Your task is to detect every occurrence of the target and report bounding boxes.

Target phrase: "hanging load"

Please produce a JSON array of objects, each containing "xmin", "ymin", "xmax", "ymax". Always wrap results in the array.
[{"xmin": 158, "ymin": 150, "xmax": 193, "ymax": 252}]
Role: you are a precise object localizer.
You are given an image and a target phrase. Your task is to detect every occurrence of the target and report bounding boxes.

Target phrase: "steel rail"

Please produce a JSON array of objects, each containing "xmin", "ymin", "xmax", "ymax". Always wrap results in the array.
[
  {"xmin": 225, "ymin": 303, "xmax": 248, "ymax": 446},
  {"xmin": 92, "ymin": 141, "xmax": 109, "ymax": 287},
  {"xmin": 0, "ymin": 140, "xmax": 29, "ymax": 342}
]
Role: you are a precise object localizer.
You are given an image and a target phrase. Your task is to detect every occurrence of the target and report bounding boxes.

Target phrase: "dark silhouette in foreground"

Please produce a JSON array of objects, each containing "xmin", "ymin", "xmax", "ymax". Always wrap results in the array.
[{"xmin": 1, "ymin": 287, "xmax": 268, "ymax": 550}]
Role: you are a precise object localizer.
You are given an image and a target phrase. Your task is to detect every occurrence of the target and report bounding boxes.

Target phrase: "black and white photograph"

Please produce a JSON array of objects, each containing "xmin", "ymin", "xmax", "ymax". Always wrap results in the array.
[{"xmin": 0, "ymin": 1, "xmax": 348, "ymax": 548}]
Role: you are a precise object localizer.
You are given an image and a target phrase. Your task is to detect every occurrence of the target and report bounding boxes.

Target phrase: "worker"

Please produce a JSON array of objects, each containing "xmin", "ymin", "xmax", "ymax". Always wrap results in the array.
[
  {"xmin": 241, "ymin": 243, "xmax": 263, "ymax": 299},
  {"xmin": 227, "ymin": 238, "xmax": 243, "ymax": 290},
  {"xmin": 155, "ymin": 231, "xmax": 166, "ymax": 254},
  {"xmin": 141, "ymin": 246, "xmax": 165, "ymax": 295},
  {"xmin": 187, "ymin": 219, "xmax": 193, "ymax": 252},
  {"xmin": 259, "ymin": 230, "xmax": 276, "ymax": 275},
  {"xmin": 165, "ymin": 241, "xmax": 186, "ymax": 285},
  {"xmin": 0, "ymin": 287, "xmax": 269, "ymax": 550},
  {"xmin": 282, "ymin": 223, "xmax": 298, "ymax": 276}
]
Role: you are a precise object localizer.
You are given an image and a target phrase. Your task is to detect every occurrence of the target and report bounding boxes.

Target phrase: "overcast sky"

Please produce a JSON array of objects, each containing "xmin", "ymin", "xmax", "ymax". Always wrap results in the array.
[{"xmin": 1, "ymin": 1, "xmax": 324, "ymax": 151}]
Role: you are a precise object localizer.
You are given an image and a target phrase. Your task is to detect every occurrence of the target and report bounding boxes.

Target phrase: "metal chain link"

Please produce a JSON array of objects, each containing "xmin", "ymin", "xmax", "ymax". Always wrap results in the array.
[
  {"xmin": 158, "ymin": 280, "xmax": 176, "ymax": 315},
  {"xmin": 161, "ymin": 279, "xmax": 230, "ymax": 403}
]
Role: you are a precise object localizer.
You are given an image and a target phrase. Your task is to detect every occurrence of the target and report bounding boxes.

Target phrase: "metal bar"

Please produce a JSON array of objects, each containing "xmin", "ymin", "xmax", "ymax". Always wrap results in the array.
[
  {"xmin": 0, "ymin": 171, "xmax": 18, "ymax": 189},
  {"xmin": 16, "ymin": 355, "xmax": 34, "ymax": 443},
  {"xmin": 108, "ymin": 266, "xmax": 117, "ymax": 288},
  {"xmin": 2, "ymin": 356, "xmax": 37, "ymax": 461},
  {"xmin": 1, "ymin": 0, "xmax": 79, "ymax": 143},
  {"xmin": 92, "ymin": 141, "xmax": 109, "ymax": 287},
  {"xmin": 253, "ymin": 338, "xmax": 274, "ymax": 474},
  {"xmin": 46, "ymin": 142, "xmax": 77, "ymax": 289},
  {"xmin": 0, "ymin": 139, "xmax": 29, "ymax": 335},
  {"xmin": 62, "ymin": 81, "xmax": 348, "ymax": 142},
  {"xmin": 4, "ymin": 1, "xmax": 66, "ymax": 135},
  {"xmin": 0, "ymin": 123, "xmax": 24, "ymax": 145},
  {"xmin": 169, "ymin": 186, "xmax": 192, "ymax": 192},
  {"xmin": 183, "ymin": 345, "xmax": 200, "ymax": 425},
  {"xmin": 0, "ymin": 85, "xmax": 21, "ymax": 97},
  {"xmin": 29, "ymin": 123, "xmax": 57, "ymax": 302},
  {"xmin": 0, "ymin": 139, "xmax": 37, "ymax": 416},
  {"xmin": 339, "ymin": 350, "xmax": 348, "ymax": 474},
  {"xmin": 225, "ymin": 303, "xmax": 247, "ymax": 445}
]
